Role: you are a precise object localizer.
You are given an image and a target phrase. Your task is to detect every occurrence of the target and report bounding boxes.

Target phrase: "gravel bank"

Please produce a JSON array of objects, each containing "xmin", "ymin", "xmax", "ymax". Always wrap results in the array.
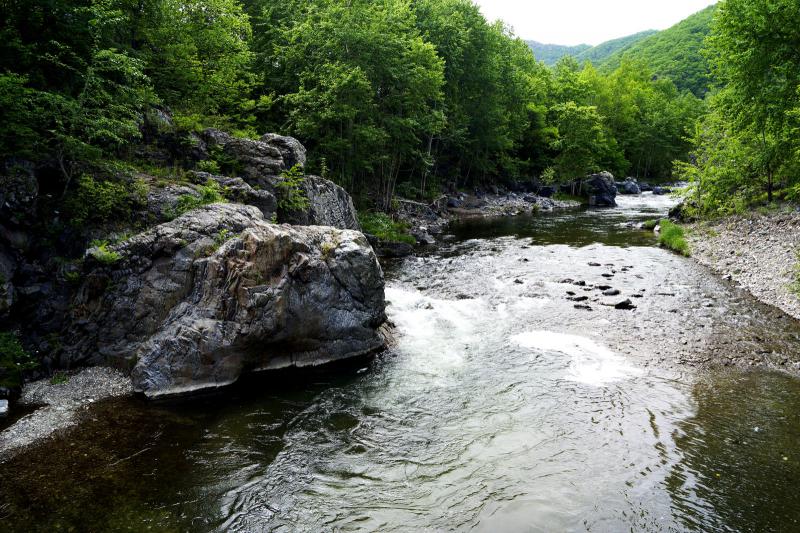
[
  {"xmin": 688, "ymin": 211, "xmax": 800, "ymax": 320},
  {"xmin": 0, "ymin": 367, "xmax": 133, "ymax": 461}
]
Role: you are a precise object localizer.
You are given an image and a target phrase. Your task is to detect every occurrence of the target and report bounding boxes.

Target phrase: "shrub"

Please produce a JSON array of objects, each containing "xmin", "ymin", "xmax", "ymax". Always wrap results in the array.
[
  {"xmin": 658, "ymin": 220, "xmax": 690, "ymax": 256},
  {"xmin": 276, "ymin": 164, "xmax": 309, "ymax": 212},
  {"xmin": 175, "ymin": 180, "xmax": 226, "ymax": 216},
  {"xmin": 66, "ymin": 175, "xmax": 139, "ymax": 226},
  {"xmin": 0, "ymin": 331, "xmax": 37, "ymax": 389},
  {"xmin": 50, "ymin": 371, "xmax": 69, "ymax": 385},
  {"xmin": 642, "ymin": 219, "xmax": 661, "ymax": 231},
  {"xmin": 196, "ymin": 159, "xmax": 220, "ymax": 174},
  {"xmin": 358, "ymin": 212, "xmax": 415, "ymax": 244},
  {"xmin": 89, "ymin": 240, "xmax": 122, "ymax": 264}
]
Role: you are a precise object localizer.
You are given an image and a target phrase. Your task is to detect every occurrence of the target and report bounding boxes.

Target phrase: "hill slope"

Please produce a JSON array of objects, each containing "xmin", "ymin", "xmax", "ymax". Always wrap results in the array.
[
  {"xmin": 526, "ymin": 41, "xmax": 591, "ymax": 65},
  {"xmin": 574, "ymin": 30, "xmax": 658, "ymax": 65},
  {"xmin": 601, "ymin": 4, "xmax": 716, "ymax": 96}
]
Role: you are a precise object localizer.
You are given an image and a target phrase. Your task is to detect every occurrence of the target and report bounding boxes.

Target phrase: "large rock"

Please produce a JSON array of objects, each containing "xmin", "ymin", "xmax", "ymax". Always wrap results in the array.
[
  {"xmin": 189, "ymin": 171, "xmax": 277, "ymax": 220},
  {"xmin": 260, "ymin": 133, "xmax": 307, "ymax": 170},
  {"xmin": 200, "ymin": 129, "xmax": 285, "ymax": 187},
  {"xmin": 582, "ymin": 172, "xmax": 617, "ymax": 207},
  {"xmin": 282, "ymin": 175, "xmax": 360, "ymax": 230},
  {"xmin": 64, "ymin": 204, "xmax": 387, "ymax": 398},
  {"xmin": 619, "ymin": 177, "xmax": 641, "ymax": 195}
]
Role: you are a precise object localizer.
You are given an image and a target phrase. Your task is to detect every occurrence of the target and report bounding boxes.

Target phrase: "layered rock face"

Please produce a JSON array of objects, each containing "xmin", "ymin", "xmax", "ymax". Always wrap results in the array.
[{"xmin": 65, "ymin": 204, "xmax": 387, "ymax": 398}]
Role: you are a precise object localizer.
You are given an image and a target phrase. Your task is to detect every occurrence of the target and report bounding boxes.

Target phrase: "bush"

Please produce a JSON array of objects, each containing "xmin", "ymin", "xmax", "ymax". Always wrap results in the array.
[
  {"xmin": 358, "ymin": 212, "xmax": 415, "ymax": 244},
  {"xmin": 196, "ymin": 159, "xmax": 220, "ymax": 174},
  {"xmin": 276, "ymin": 164, "xmax": 309, "ymax": 212},
  {"xmin": 66, "ymin": 175, "xmax": 144, "ymax": 226},
  {"xmin": 0, "ymin": 331, "xmax": 37, "ymax": 389},
  {"xmin": 658, "ymin": 220, "xmax": 690, "ymax": 256},
  {"xmin": 89, "ymin": 240, "xmax": 122, "ymax": 264},
  {"xmin": 174, "ymin": 180, "xmax": 226, "ymax": 216},
  {"xmin": 642, "ymin": 219, "xmax": 661, "ymax": 231}
]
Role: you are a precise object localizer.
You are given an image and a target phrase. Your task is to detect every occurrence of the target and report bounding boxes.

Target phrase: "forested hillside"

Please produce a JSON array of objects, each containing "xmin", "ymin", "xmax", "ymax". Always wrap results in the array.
[
  {"xmin": 601, "ymin": 5, "xmax": 716, "ymax": 96},
  {"xmin": 0, "ymin": 0, "xmax": 702, "ymax": 228},
  {"xmin": 574, "ymin": 30, "xmax": 658, "ymax": 66},
  {"xmin": 525, "ymin": 41, "xmax": 591, "ymax": 66}
]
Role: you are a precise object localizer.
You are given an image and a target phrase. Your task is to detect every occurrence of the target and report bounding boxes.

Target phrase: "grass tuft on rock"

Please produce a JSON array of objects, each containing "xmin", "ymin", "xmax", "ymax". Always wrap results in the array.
[
  {"xmin": 358, "ymin": 212, "xmax": 415, "ymax": 244},
  {"xmin": 658, "ymin": 220, "xmax": 690, "ymax": 256},
  {"xmin": 642, "ymin": 219, "xmax": 661, "ymax": 231}
]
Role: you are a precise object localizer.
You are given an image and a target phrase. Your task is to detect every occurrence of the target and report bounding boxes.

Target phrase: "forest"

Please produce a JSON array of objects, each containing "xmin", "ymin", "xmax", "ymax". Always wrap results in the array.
[{"xmin": 0, "ymin": 0, "xmax": 798, "ymax": 219}]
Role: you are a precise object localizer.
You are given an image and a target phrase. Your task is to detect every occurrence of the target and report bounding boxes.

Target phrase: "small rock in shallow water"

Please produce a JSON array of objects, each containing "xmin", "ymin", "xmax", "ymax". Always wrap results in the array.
[
  {"xmin": 568, "ymin": 296, "xmax": 589, "ymax": 302},
  {"xmin": 615, "ymin": 299, "xmax": 637, "ymax": 310},
  {"xmin": 514, "ymin": 279, "xmax": 524, "ymax": 285},
  {"xmin": 603, "ymin": 289, "xmax": 621, "ymax": 296},
  {"xmin": 0, "ymin": 399, "xmax": 8, "ymax": 418},
  {"xmin": 588, "ymin": 262, "xmax": 601, "ymax": 267},
  {"xmin": 574, "ymin": 304, "xmax": 593, "ymax": 311}
]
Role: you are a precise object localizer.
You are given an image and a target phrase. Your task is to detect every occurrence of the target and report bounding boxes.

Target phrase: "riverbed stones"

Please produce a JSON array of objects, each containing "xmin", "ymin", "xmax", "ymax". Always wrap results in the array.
[{"xmin": 63, "ymin": 203, "xmax": 388, "ymax": 398}]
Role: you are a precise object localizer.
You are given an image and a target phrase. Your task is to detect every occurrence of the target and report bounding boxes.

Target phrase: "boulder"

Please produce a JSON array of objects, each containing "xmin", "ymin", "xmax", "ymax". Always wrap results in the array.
[
  {"xmin": 639, "ymin": 182, "xmax": 653, "ymax": 192},
  {"xmin": 281, "ymin": 175, "xmax": 360, "ymax": 230},
  {"xmin": 582, "ymin": 172, "xmax": 617, "ymax": 207},
  {"xmin": 537, "ymin": 186, "xmax": 556, "ymax": 198},
  {"xmin": 260, "ymin": 133, "xmax": 307, "ymax": 170},
  {"xmin": 189, "ymin": 171, "xmax": 277, "ymax": 220},
  {"xmin": 619, "ymin": 178, "xmax": 641, "ymax": 195},
  {"xmin": 200, "ymin": 129, "xmax": 285, "ymax": 187},
  {"xmin": 366, "ymin": 235, "xmax": 414, "ymax": 258},
  {"xmin": 64, "ymin": 203, "xmax": 387, "ymax": 398},
  {"xmin": 652, "ymin": 186, "xmax": 667, "ymax": 196}
]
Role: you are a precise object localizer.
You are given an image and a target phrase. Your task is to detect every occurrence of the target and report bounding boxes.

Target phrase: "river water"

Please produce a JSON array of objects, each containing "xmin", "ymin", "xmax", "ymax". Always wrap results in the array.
[{"xmin": 2, "ymin": 194, "xmax": 800, "ymax": 532}]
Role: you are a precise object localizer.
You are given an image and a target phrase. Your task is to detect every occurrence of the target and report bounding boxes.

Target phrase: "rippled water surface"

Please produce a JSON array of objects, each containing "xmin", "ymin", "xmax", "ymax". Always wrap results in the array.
[{"xmin": 2, "ymin": 194, "xmax": 800, "ymax": 532}]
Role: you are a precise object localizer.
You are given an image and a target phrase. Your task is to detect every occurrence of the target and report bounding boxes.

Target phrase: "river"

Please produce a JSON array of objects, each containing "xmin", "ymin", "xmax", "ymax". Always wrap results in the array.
[{"xmin": 2, "ymin": 194, "xmax": 800, "ymax": 532}]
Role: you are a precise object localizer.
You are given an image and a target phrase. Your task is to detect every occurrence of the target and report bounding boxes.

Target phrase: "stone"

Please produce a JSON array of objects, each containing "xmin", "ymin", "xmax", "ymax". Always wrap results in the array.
[
  {"xmin": 189, "ymin": 171, "xmax": 278, "ymax": 220},
  {"xmin": 0, "ymin": 399, "xmax": 8, "ymax": 418},
  {"xmin": 582, "ymin": 172, "xmax": 617, "ymax": 207},
  {"xmin": 201, "ymin": 129, "xmax": 285, "ymax": 186},
  {"xmin": 260, "ymin": 133, "xmax": 307, "ymax": 170},
  {"xmin": 619, "ymin": 178, "xmax": 641, "ymax": 195},
  {"xmin": 614, "ymin": 299, "xmax": 637, "ymax": 310},
  {"xmin": 281, "ymin": 175, "xmax": 360, "ymax": 230},
  {"xmin": 603, "ymin": 289, "xmax": 621, "ymax": 296},
  {"xmin": 64, "ymin": 203, "xmax": 387, "ymax": 398}
]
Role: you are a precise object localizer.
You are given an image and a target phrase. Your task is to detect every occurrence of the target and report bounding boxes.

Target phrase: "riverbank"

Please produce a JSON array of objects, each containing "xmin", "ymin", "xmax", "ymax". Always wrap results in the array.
[
  {"xmin": 0, "ymin": 367, "xmax": 132, "ymax": 462},
  {"xmin": 688, "ymin": 210, "xmax": 800, "ymax": 321}
]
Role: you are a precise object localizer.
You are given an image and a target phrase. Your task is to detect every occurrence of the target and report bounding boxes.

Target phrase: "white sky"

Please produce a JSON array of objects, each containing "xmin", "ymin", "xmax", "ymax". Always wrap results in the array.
[{"xmin": 473, "ymin": 0, "xmax": 718, "ymax": 45}]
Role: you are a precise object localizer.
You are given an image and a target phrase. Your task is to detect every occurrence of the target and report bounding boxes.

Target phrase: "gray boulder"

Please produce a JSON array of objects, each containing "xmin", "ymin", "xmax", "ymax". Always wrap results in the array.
[
  {"xmin": 282, "ymin": 175, "xmax": 360, "ymax": 230},
  {"xmin": 189, "ymin": 171, "xmax": 277, "ymax": 220},
  {"xmin": 201, "ymin": 129, "xmax": 285, "ymax": 187},
  {"xmin": 260, "ymin": 133, "xmax": 307, "ymax": 170},
  {"xmin": 582, "ymin": 172, "xmax": 618, "ymax": 207},
  {"xmin": 65, "ymin": 203, "xmax": 387, "ymax": 398},
  {"xmin": 619, "ymin": 178, "xmax": 641, "ymax": 195}
]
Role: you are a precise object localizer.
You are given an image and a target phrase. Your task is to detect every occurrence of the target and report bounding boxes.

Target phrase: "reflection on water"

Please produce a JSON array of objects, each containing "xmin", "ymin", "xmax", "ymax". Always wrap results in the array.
[{"xmin": 1, "ymin": 193, "xmax": 800, "ymax": 532}]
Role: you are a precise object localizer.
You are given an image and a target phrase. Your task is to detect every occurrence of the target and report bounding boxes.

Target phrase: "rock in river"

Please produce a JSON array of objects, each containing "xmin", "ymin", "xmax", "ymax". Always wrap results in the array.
[{"xmin": 64, "ymin": 204, "xmax": 388, "ymax": 398}]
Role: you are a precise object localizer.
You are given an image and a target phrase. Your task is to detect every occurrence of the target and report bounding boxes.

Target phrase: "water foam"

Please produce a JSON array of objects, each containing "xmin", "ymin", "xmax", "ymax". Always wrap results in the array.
[{"xmin": 512, "ymin": 331, "xmax": 642, "ymax": 386}]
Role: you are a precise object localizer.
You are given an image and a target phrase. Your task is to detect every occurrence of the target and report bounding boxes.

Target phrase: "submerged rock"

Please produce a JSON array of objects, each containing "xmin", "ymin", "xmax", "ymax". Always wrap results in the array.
[{"xmin": 64, "ymin": 203, "xmax": 387, "ymax": 398}]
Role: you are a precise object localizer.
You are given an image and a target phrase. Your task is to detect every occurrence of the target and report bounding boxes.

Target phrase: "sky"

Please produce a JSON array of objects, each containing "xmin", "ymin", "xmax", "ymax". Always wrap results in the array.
[{"xmin": 472, "ymin": 0, "xmax": 717, "ymax": 46}]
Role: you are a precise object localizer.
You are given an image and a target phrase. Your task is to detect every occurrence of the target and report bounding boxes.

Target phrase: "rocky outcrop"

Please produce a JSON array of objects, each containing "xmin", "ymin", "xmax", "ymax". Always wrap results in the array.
[
  {"xmin": 581, "ymin": 172, "xmax": 617, "ymax": 207},
  {"xmin": 200, "ymin": 129, "xmax": 286, "ymax": 187},
  {"xmin": 282, "ymin": 175, "xmax": 361, "ymax": 230},
  {"xmin": 64, "ymin": 203, "xmax": 387, "ymax": 398}
]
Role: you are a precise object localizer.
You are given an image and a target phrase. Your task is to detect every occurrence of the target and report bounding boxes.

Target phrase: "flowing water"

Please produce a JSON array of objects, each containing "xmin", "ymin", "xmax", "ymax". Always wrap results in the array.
[{"xmin": 2, "ymin": 194, "xmax": 800, "ymax": 532}]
